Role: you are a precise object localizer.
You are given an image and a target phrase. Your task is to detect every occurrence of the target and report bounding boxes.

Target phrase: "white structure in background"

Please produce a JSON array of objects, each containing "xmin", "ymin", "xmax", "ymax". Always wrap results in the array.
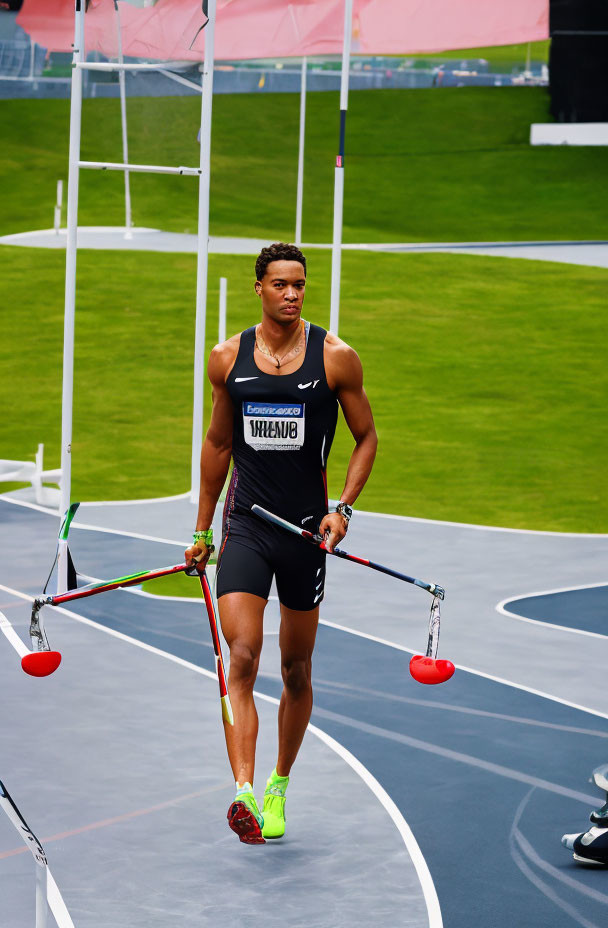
[
  {"xmin": 295, "ymin": 57, "xmax": 307, "ymax": 246},
  {"xmin": 57, "ymin": 0, "xmax": 217, "ymax": 535},
  {"xmin": 114, "ymin": 0, "xmax": 132, "ymax": 238},
  {"xmin": 0, "ymin": 444, "xmax": 61, "ymax": 507},
  {"xmin": 22, "ymin": 1, "xmax": 359, "ymax": 525},
  {"xmin": 530, "ymin": 123, "xmax": 608, "ymax": 145},
  {"xmin": 329, "ymin": 0, "xmax": 353, "ymax": 336},
  {"xmin": 190, "ymin": 0, "xmax": 217, "ymax": 503}
]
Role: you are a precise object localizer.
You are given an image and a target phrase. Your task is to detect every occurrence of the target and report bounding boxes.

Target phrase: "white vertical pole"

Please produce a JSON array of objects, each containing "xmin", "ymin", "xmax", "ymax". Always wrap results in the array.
[
  {"xmin": 218, "ymin": 277, "xmax": 227, "ymax": 344},
  {"xmin": 54, "ymin": 180, "xmax": 63, "ymax": 234},
  {"xmin": 59, "ymin": 0, "xmax": 85, "ymax": 591},
  {"xmin": 329, "ymin": 0, "xmax": 353, "ymax": 335},
  {"xmin": 190, "ymin": 0, "xmax": 216, "ymax": 503},
  {"xmin": 295, "ymin": 56, "xmax": 307, "ymax": 246},
  {"xmin": 35, "ymin": 866, "xmax": 48, "ymax": 928},
  {"xmin": 114, "ymin": 0, "xmax": 132, "ymax": 238}
]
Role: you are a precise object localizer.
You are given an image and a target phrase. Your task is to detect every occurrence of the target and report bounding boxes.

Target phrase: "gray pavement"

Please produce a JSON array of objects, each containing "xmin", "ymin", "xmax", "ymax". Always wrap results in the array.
[
  {"xmin": 12, "ymin": 492, "xmax": 606, "ymax": 716},
  {"xmin": 2, "ymin": 496, "xmax": 608, "ymax": 928},
  {"xmin": 0, "ymin": 500, "xmax": 427, "ymax": 928},
  {"xmin": 2, "ymin": 228, "xmax": 608, "ymax": 269}
]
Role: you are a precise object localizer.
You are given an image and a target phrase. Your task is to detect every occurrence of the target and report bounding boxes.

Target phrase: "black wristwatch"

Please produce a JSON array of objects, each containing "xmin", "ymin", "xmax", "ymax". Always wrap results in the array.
[{"xmin": 336, "ymin": 501, "xmax": 353, "ymax": 523}]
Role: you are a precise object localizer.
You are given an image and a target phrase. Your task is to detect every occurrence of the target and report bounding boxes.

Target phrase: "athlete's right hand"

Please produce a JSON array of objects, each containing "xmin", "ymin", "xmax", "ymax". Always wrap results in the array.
[{"xmin": 185, "ymin": 544, "xmax": 211, "ymax": 574}]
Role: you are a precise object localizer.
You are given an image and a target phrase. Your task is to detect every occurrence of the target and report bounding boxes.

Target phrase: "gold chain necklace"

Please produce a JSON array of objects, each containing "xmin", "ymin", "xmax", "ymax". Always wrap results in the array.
[{"xmin": 255, "ymin": 320, "xmax": 304, "ymax": 369}]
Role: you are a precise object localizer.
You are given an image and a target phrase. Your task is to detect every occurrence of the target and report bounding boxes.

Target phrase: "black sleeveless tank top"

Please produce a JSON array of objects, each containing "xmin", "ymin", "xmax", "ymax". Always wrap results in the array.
[{"xmin": 224, "ymin": 322, "xmax": 338, "ymax": 526}]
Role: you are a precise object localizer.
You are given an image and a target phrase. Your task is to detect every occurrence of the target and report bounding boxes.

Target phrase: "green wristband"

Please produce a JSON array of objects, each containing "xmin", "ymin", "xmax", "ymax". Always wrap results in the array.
[{"xmin": 193, "ymin": 529, "xmax": 213, "ymax": 547}]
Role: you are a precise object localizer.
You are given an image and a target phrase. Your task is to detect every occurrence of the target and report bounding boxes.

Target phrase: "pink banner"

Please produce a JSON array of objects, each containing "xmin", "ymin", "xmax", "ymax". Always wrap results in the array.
[{"xmin": 18, "ymin": 0, "xmax": 549, "ymax": 60}]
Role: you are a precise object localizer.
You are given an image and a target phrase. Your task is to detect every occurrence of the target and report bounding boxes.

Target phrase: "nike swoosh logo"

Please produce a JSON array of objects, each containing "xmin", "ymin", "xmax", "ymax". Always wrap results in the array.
[
  {"xmin": 235, "ymin": 377, "xmax": 258, "ymax": 382},
  {"xmin": 298, "ymin": 380, "xmax": 320, "ymax": 390}
]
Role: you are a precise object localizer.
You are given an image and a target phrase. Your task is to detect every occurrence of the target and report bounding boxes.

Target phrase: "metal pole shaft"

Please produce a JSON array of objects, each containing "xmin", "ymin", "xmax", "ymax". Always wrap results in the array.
[
  {"xmin": 329, "ymin": 0, "xmax": 353, "ymax": 335},
  {"xmin": 295, "ymin": 56, "xmax": 307, "ymax": 246},
  {"xmin": 114, "ymin": 0, "xmax": 132, "ymax": 237},
  {"xmin": 59, "ymin": 1, "xmax": 85, "ymax": 589},
  {"xmin": 191, "ymin": 0, "xmax": 216, "ymax": 503}
]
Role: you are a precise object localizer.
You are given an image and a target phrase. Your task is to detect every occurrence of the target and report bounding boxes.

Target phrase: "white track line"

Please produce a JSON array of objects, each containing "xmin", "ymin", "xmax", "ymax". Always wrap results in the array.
[
  {"xmin": 355, "ymin": 507, "xmax": 608, "ymax": 538},
  {"xmin": 496, "ymin": 582, "xmax": 608, "ymax": 641},
  {"xmin": 319, "ymin": 619, "xmax": 608, "ymax": 721},
  {"xmin": 0, "ymin": 583, "xmax": 443, "ymax": 928},
  {"xmin": 79, "ymin": 491, "xmax": 190, "ymax": 507},
  {"xmin": 2, "ymin": 497, "xmax": 607, "ymax": 718},
  {"xmin": 0, "ymin": 611, "xmax": 29, "ymax": 659},
  {"xmin": 3, "ymin": 492, "xmax": 608, "ymax": 538}
]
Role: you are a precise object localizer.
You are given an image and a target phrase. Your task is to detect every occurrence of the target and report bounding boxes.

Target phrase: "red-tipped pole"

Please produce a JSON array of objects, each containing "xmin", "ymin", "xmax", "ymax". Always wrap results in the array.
[
  {"xmin": 21, "ymin": 651, "xmax": 62, "ymax": 678},
  {"xmin": 409, "ymin": 595, "xmax": 455, "ymax": 685}
]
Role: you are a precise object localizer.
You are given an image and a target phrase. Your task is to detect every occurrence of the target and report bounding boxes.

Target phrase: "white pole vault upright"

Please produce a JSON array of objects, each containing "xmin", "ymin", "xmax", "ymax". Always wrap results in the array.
[
  {"xmin": 58, "ymin": 0, "xmax": 85, "ymax": 594},
  {"xmin": 114, "ymin": 0, "xmax": 132, "ymax": 238},
  {"xmin": 329, "ymin": 0, "xmax": 353, "ymax": 336},
  {"xmin": 295, "ymin": 56, "xmax": 307, "ymax": 247},
  {"xmin": 190, "ymin": 0, "xmax": 217, "ymax": 503},
  {"xmin": 60, "ymin": 0, "xmax": 207, "ymax": 546}
]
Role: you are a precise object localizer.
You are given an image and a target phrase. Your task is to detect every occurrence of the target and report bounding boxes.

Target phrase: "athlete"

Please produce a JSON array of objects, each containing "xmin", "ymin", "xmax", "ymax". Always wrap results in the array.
[{"xmin": 185, "ymin": 242, "xmax": 377, "ymax": 845}]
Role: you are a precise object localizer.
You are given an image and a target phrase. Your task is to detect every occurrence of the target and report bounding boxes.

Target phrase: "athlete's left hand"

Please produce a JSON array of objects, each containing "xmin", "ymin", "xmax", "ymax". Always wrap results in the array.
[{"xmin": 319, "ymin": 512, "xmax": 348, "ymax": 553}]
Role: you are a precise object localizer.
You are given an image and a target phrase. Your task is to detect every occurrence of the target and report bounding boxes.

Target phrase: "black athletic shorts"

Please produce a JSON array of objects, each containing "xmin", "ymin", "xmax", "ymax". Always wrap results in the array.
[{"xmin": 215, "ymin": 512, "xmax": 326, "ymax": 611}]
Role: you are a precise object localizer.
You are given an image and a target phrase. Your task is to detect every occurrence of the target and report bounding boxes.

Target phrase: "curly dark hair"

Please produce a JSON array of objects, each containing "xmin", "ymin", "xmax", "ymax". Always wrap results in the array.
[{"xmin": 255, "ymin": 242, "xmax": 306, "ymax": 281}]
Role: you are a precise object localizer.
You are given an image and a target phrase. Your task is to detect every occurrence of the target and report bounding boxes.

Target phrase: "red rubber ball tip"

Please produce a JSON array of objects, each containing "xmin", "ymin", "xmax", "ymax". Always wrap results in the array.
[
  {"xmin": 409, "ymin": 655, "xmax": 455, "ymax": 685},
  {"xmin": 21, "ymin": 651, "xmax": 62, "ymax": 678}
]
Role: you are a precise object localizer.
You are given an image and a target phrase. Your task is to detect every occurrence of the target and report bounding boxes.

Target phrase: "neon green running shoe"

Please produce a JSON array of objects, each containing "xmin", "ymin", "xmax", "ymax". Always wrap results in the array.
[
  {"xmin": 227, "ymin": 783, "xmax": 265, "ymax": 845},
  {"xmin": 262, "ymin": 769, "xmax": 289, "ymax": 839}
]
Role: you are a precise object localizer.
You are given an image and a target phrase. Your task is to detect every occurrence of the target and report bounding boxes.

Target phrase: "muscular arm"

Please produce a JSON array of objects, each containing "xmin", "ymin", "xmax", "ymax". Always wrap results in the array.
[
  {"xmin": 194, "ymin": 340, "xmax": 238, "ymax": 532},
  {"xmin": 321, "ymin": 336, "xmax": 378, "ymax": 549}
]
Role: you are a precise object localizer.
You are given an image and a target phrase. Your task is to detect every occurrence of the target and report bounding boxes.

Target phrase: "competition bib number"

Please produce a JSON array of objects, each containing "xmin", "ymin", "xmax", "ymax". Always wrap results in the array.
[{"xmin": 242, "ymin": 401, "xmax": 305, "ymax": 451}]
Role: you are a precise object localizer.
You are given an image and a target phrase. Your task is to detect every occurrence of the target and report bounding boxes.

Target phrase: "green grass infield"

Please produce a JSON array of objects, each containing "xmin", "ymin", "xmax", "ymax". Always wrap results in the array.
[
  {"xmin": 1, "ymin": 88, "xmax": 607, "ymax": 245},
  {"xmin": 1, "ymin": 246, "xmax": 606, "ymax": 533}
]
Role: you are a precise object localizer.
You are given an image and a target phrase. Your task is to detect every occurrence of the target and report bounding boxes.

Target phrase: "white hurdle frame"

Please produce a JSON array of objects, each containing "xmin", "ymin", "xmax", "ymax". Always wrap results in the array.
[{"xmin": 59, "ymin": 0, "xmax": 216, "ymax": 529}]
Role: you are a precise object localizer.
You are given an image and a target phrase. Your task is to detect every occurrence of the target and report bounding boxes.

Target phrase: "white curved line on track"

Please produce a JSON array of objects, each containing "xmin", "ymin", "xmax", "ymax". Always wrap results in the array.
[
  {"xmin": 0, "ymin": 582, "xmax": 443, "ymax": 928},
  {"xmin": 320, "ymin": 619, "xmax": 608, "ymax": 722},
  {"xmin": 496, "ymin": 582, "xmax": 608, "ymax": 641},
  {"xmin": 3, "ymin": 493, "xmax": 608, "ymax": 539},
  {"xmin": 79, "ymin": 491, "xmax": 190, "ymax": 507},
  {"xmin": 0, "ymin": 496, "xmax": 189, "ymax": 546},
  {"xmin": 509, "ymin": 789, "xmax": 608, "ymax": 928},
  {"xmin": 3, "ymin": 495, "xmax": 607, "ymax": 720}
]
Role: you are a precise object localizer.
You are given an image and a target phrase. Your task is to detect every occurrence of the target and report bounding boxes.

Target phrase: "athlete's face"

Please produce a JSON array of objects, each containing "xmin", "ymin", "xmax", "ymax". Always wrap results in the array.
[{"xmin": 255, "ymin": 260, "xmax": 306, "ymax": 325}]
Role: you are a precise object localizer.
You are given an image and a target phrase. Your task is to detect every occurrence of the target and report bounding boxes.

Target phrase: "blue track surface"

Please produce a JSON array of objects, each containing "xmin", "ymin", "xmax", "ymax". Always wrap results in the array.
[
  {"xmin": 3, "ymin": 502, "xmax": 608, "ymax": 927},
  {"xmin": 507, "ymin": 586, "xmax": 608, "ymax": 637},
  {"xmin": 61, "ymin": 547, "xmax": 608, "ymax": 927}
]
